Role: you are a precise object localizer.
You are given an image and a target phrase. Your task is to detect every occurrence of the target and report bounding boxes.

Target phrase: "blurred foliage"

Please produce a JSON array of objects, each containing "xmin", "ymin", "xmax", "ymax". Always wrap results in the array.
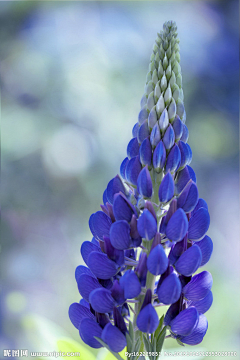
[{"xmin": 0, "ymin": 1, "xmax": 239, "ymax": 359}]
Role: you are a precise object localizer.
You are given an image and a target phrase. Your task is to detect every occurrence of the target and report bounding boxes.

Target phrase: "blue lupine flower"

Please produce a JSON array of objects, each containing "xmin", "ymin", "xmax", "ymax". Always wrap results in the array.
[{"xmin": 70, "ymin": 21, "xmax": 213, "ymax": 354}]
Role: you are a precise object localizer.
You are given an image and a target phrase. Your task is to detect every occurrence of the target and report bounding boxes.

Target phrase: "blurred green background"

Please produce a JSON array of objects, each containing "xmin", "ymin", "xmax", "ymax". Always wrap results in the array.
[{"xmin": 1, "ymin": 1, "xmax": 239, "ymax": 359}]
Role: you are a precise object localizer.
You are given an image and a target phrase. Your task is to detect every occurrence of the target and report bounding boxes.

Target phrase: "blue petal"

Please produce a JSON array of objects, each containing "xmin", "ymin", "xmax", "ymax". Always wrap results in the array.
[
  {"xmin": 132, "ymin": 123, "xmax": 139, "ymax": 137},
  {"xmin": 163, "ymin": 124, "xmax": 175, "ymax": 150},
  {"xmin": 69, "ymin": 303, "xmax": 95, "ymax": 329},
  {"xmin": 139, "ymin": 137, "xmax": 152, "ymax": 167},
  {"xmin": 180, "ymin": 124, "xmax": 189, "ymax": 143},
  {"xmin": 192, "ymin": 198, "xmax": 208, "ymax": 215},
  {"xmin": 103, "ymin": 189, "xmax": 108, "ymax": 205},
  {"xmin": 164, "ymin": 301, "xmax": 180, "ymax": 326},
  {"xmin": 179, "ymin": 314, "xmax": 208, "ymax": 345},
  {"xmin": 79, "ymin": 318, "xmax": 102, "ymax": 348},
  {"xmin": 75, "ymin": 265, "xmax": 95, "ymax": 282},
  {"xmin": 89, "ymin": 211, "xmax": 112, "ymax": 241},
  {"xmin": 103, "ymin": 237, "xmax": 124, "ymax": 266},
  {"xmin": 170, "ymin": 307, "xmax": 199, "ymax": 336},
  {"xmin": 91, "ymin": 237, "xmax": 100, "ymax": 246},
  {"xmin": 159, "ymin": 109, "xmax": 169, "ymax": 132},
  {"xmin": 79, "ymin": 299, "xmax": 90, "ymax": 308},
  {"xmin": 77, "ymin": 274, "xmax": 102, "ymax": 302},
  {"xmin": 157, "ymin": 273, "xmax": 182, "ymax": 305},
  {"xmin": 153, "ymin": 140, "xmax": 166, "ymax": 172},
  {"xmin": 158, "ymin": 172, "xmax": 174, "ymax": 203},
  {"xmin": 177, "ymin": 180, "xmax": 199, "ymax": 213},
  {"xmin": 188, "ymin": 291, "xmax": 213, "ymax": 314},
  {"xmin": 120, "ymin": 157, "xmax": 129, "ymax": 180},
  {"xmin": 148, "ymin": 106, "xmax": 158, "ymax": 129},
  {"xmin": 113, "ymin": 193, "xmax": 135, "ymax": 222},
  {"xmin": 138, "ymin": 108, "xmax": 149, "ymax": 125},
  {"xmin": 102, "ymin": 323, "xmax": 127, "ymax": 352},
  {"xmin": 110, "ymin": 220, "xmax": 131, "ymax": 250},
  {"xmin": 185, "ymin": 143, "xmax": 192, "ymax": 165},
  {"xmin": 183, "ymin": 271, "xmax": 213, "ymax": 301},
  {"xmin": 175, "ymin": 166, "xmax": 196, "ymax": 194},
  {"xmin": 125, "ymin": 155, "xmax": 142, "ymax": 186},
  {"xmin": 150, "ymin": 122, "xmax": 161, "ymax": 148},
  {"xmin": 147, "ymin": 244, "xmax": 168, "ymax": 275},
  {"xmin": 195, "ymin": 235, "xmax": 213, "ymax": 266},
  {"xmin": 111, "ymin": 280, "xmax": 125, "ymax": 305},
  {"xmin": 127, "ymin": 137, "xmax": 140, "ymax": 159},
  {"xmin": 81, "ymin": 241, "xmax": 102, "ymax": 266},
  {"xmin": 137, "ymin": 166, "xmax": 153, "ymax": 198},
  {"xmin": 113, "ymin": 307, "xmax": 128, "ymax": 335},
  {"xmin": 119, "ymin": 270, "xmax": 141, "ymax": 299},
  {"xmin": 175, "ymin": 245, "xmax": 202, "ymax": 276},
  {"xmin": 88, "ymin": 251, "xmax": 119, "ymax": 279},
  {"xmin": 136, "ymin": 303, "xmax": 159, "ymax": 333},
  {"xmin": 137, "ymin": 209, "xmax": 157, "ymax": 240},
  {"xmin": 89, "ymin": 288, "xmax": 115, "ymax": 313},
  {"xmin": 165, "ymin": 208, "xmax": 188, "ymax": 242},
  {"xmin": 178, "ymin": 141, "xmax": 191, "ymax": 169},
  {"xmin": 165, "ymin": 144, "xmax": 181, "ymax": 173},
  {"xmin": 135, "ymin": 252, "xmax": 148, "ymax": 286},
  {"xmin": 107, "ymin": 176, "xmax": 125, "ymax": 205},
  {"xmin": 172, "ymin": 116, "xmax": 183, "ymax": 140},
  {"xmin": 137, "ymin": 120, "xmax": 150, "ymax": 143},
  {"xmin": 188, "ymin": 208, "xmax": 210, "ymax": 241}
]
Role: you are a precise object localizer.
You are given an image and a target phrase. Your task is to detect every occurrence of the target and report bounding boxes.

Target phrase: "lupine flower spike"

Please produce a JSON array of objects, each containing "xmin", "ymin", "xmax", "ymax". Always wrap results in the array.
[{"xmin": 69, "ymin": 21, "xmax": 213, "ymax": 359}]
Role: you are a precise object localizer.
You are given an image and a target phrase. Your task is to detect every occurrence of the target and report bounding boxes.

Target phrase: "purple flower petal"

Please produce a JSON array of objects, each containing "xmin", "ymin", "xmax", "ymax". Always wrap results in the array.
[
  {"xmin": 89, "ymin": 288, "xmax": 116, "ymax": 313},
  {"xmin": 172, "ymin": 116, "xmax": 183, "ymax": 140},
  {"xmin": 102, "ymin": 323, "xmax": 127, "ymax": 352},
  {"xmin": 111, "ymin": 280, "xmax": 125, "ymax": 305},
  {"xmin": 175, "ymin": 165, "xmax": 196, "ymax": 194},
  {"xmin": 164, "ymin": 301, "xmax": 180, "ymax": 326},
  {"xmin": 103, "ymin": 237, "xmax": 124, "ymax": 266},
  {"xmin": 125, "ymin": 155, "xmax": 142, "ymax": 186},
  {"xmin": 188, "ymin": 291, "xmax": 213, "ymax": 314},
  {"xmin": 79, "ymin": 318, "xmax": 102, "ymax": 348},
  {"xmin": 159, "ymin": 109, "xmax": 169, "ymax": 132},
  {"xmin": 136, "ymin": 303, "xmax": 159, "ymax": 333},
  {"xmin": 170, "ymin": 307, "xmax": 199, "ymax": 336},
  {"xmin": 75, "ymin": 265, "xmax": 95, "ymax": 282},
  {"xmin": 137, "ymin": 166, "xmax": 153, "ymax": 198},
  {"xmin": 110, "ymin": 220, "xmax": 131, "ymax": 250},
  {"xmin": 166, "ymin": 208, "xmax": 188, "ymax": 242},
  {"xmin": 89, "ymin": 211, "xmax": 112, "ymax": 241},
  {"xmin": 175, "ymin": 245, "xmax": 202, "ymax": 276},
  {"xmin": 69, "ymin": 302, "xmax": 95, "ymax": 329},
  {"xmin": 120, "ymin": 157, "xmax": 129, "ymax": 180},
  {"xmin": 137, "ymin": 209, "xmax": 157, "ymax": 240},
  {"xmin": 81, "ymin": 241, "xmax": 102, "ymax": 266},
  {"xmin": 165, "ymin": 144, "xmax": 181, "ymax": 173},
  {"xmin": 179, "ymin": 314, "xmax": 208, "ymax": 345},
  {"xmin": 153, "ymin": 140, "xmax": 166, "ymax": 172},
  {"xmin": 147, "ymin": 244, "xmax": 168, "ymax": 275},
  {"xmin": 119, "ymin": 270, "xmax": 141, "ymax": 299},
  {"xmin": 196, "ymin": 235, "xmax": 213, "ymax": 266},
  {"xmin": 103, "ymin": 189, "xmax": 108, "ymax": 205},
  {"xmin": 192, "ymin": 198, "xmax": 208, "ymax": 215},
  {"xmin": 77, "ymin": 274, "xmax": 102, "ymax": 302},
  {"xmin": 183, "ymin": 271, "xmax": 213, "ymax": 301},
  {"xmin": 138, "ymin": 120, "xmax": 150, "ymax": 143},
  {"xmin": 132, "ymin": 123, "xmax": 139, "ymax": 137},
  {"xmin": 180, "ymin": 124, "xmax": 189, "ymax": 143},
  {"xmin": 127, "ymin": 137, "xmax": 140, "ymax": 159},
  {"xmin": 188, "ymin": 208, "xmax": 210, "ymax": 241},
  {"xmin": 157, "ymin": 273, "xmax": 182, "ymax": 305},
  {"xmin": 113, "ymin": 193, "xmax": 135, "ymax": 222},
  {"xmin": 158, "ymin": 172, "xmax": 174, "ymax": 203},
  {"xmin": 113, "ymin": 307, "xmax": 128, "ymax": 335},
  {"xmin": 139, "ymin": 137, "xmax": 152, "ymax": 167},
  {"xmin": 150, "ymin": 122, "xmax": 161, "ymax": 148},
  {"xmin": 88, "ymin": 251, "xmax": 119, "ymax": 279},
  {"xmin": 138, "ymin": 108, "xmax": 149, "ymax": 125},
  {"xmin": 163, "ymin": 124, "xmax": 175, "ymax": 150},
  {"xmin": 79, "ymin": 299, "xmax": 90, "ymax": 308},
  {"xmin": 106, "ymin": 175, "xmax": 125, "ymax": 205},
  {"xmin": 177, "ymin": 180, "xmax": 199, "ymax": 213}
]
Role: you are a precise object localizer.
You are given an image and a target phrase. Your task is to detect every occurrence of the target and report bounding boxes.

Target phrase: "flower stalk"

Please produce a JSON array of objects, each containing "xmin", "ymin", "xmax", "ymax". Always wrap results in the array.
[{"xmin": 69, "ymin": 20, "xmax": 213, "ymax": 360}]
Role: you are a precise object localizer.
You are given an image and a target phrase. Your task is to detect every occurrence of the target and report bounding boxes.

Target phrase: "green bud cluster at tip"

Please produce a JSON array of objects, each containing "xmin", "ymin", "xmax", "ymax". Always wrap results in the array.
[{"xmin": 141, "ymin": 21, "xmax": 185, "ymax": 125}]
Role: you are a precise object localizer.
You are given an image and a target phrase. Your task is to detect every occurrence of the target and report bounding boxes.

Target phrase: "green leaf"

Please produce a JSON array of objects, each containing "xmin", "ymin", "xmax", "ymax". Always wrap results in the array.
[
  {"xmin": 156, "ymin": 326, "xmax": 167, "ymax": 353},
  {"xmin": 152, "ymin": 337, "xmax": 156, "ymax": 360},
  {"xmin": 129, "ymin": 321, "xmax": 134, "ymax": 342},
  {"xmin": 142, "ymin": 334, "xmax": 151, "ymax": 354},
  {"xmin": 94, "ymin": 337, "xmax": 124, "ymax": 360},
  {"xmin": 126, "ymin": 332, "xmax": 133, "ymax": 354},
  {"xmin": 154, "ymin": 315, "xmax": 164, "ymax": 340},
  {"xmin": 57, "ymin": 338, "xmax": 95, "ymax": 360}
]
